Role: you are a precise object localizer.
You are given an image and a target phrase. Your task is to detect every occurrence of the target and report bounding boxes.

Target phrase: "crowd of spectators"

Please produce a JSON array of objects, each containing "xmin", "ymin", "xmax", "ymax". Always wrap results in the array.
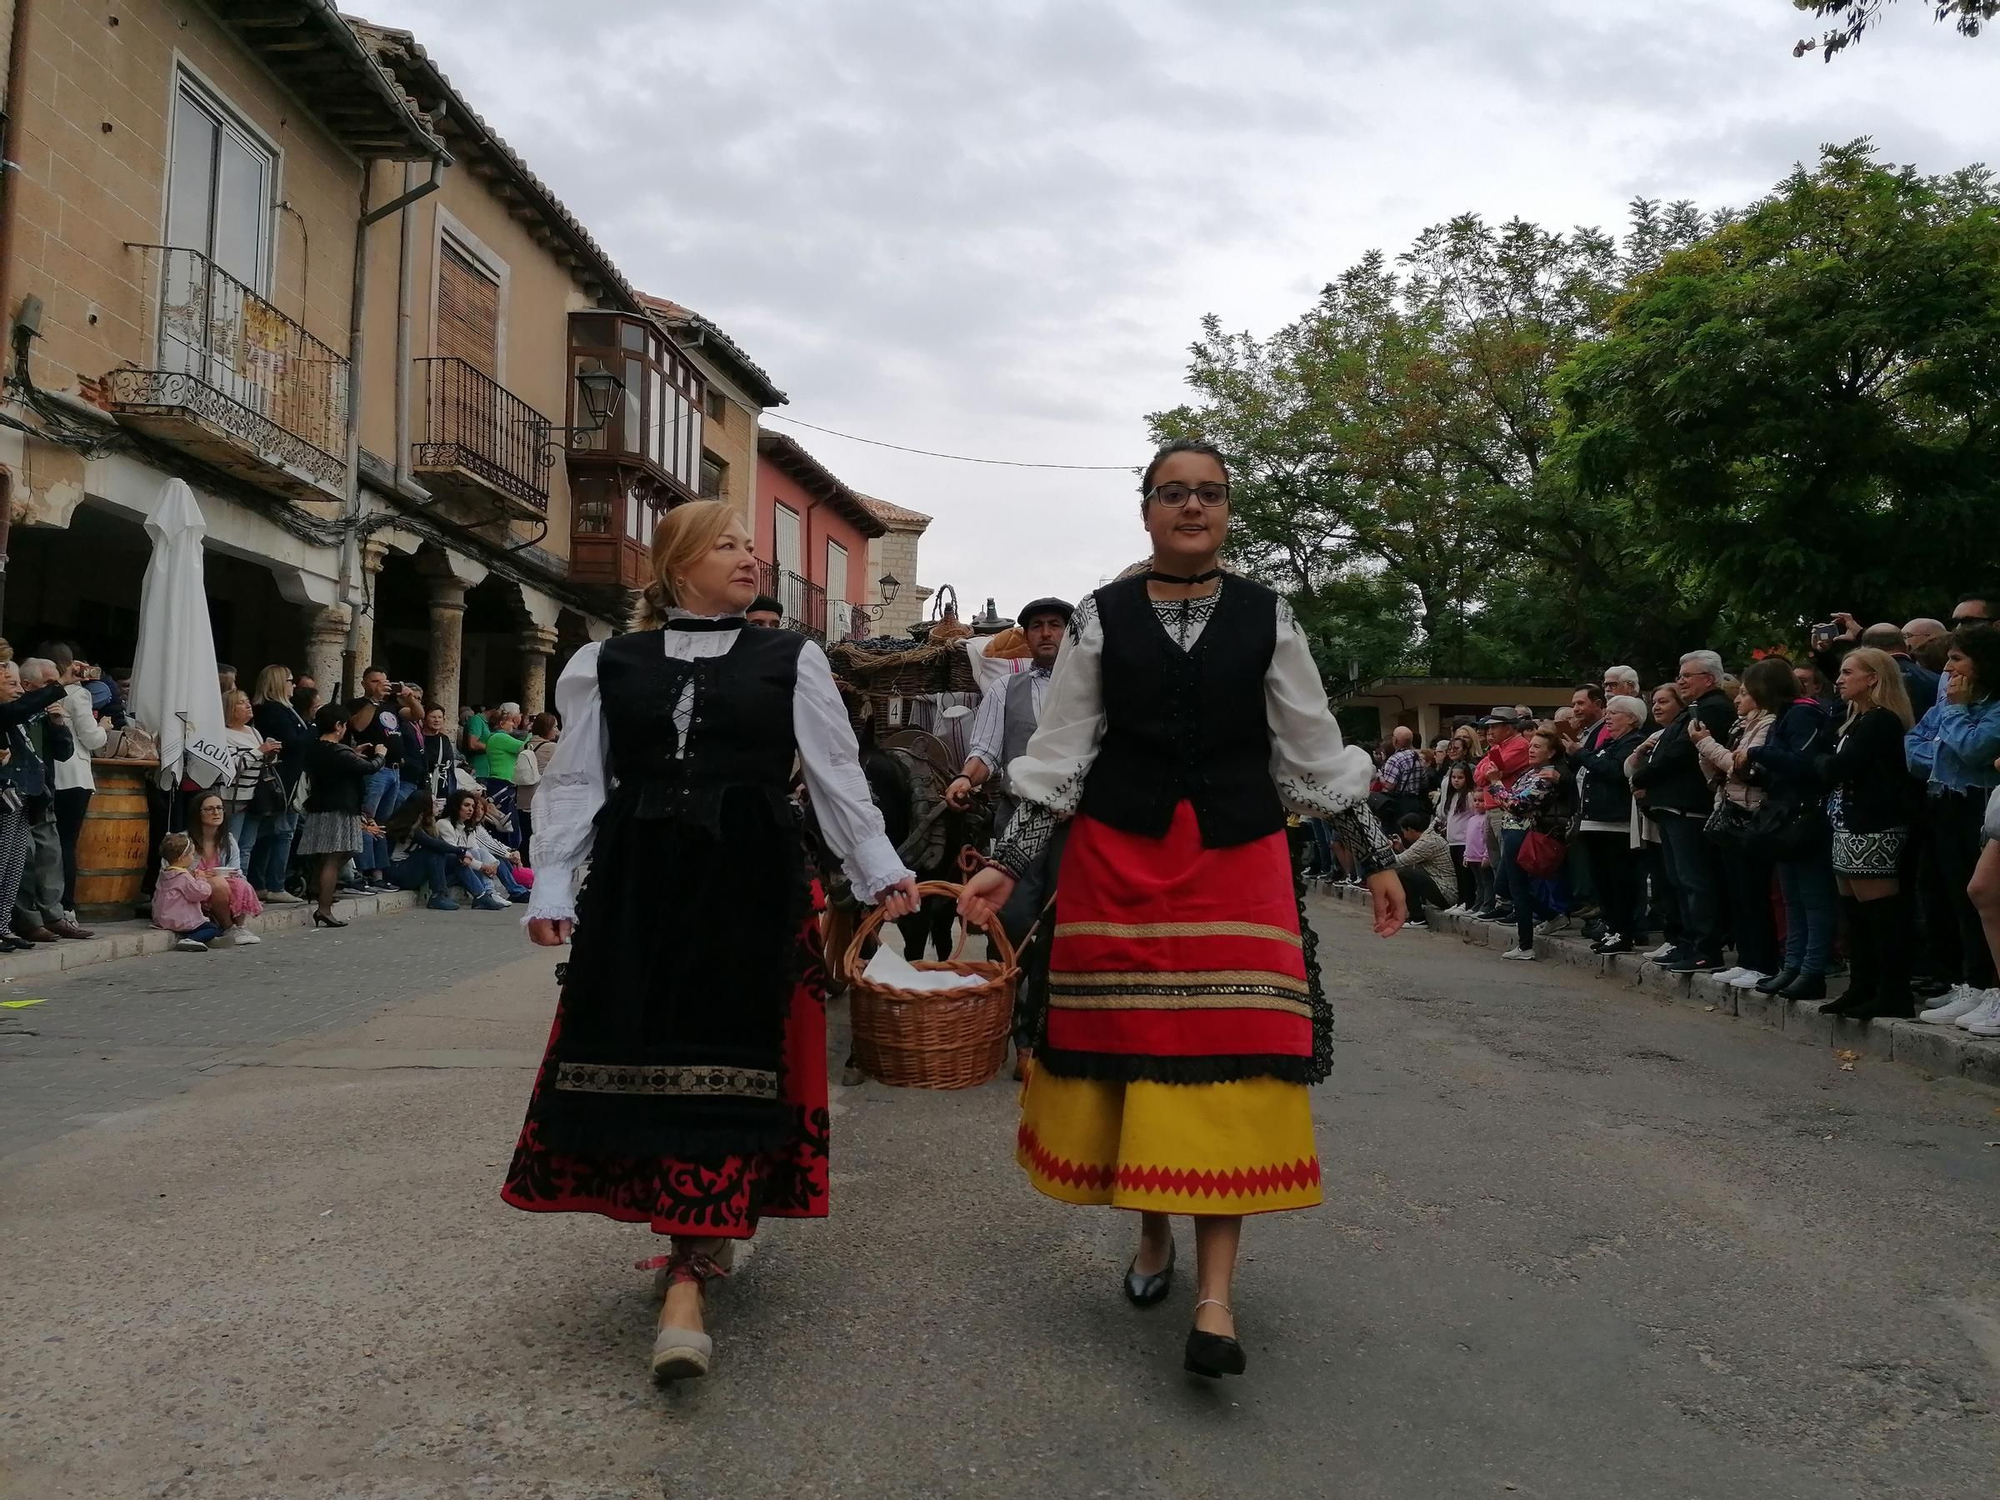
[
  {"xmin": 0, "ymin": 639, "xmax": 559, "ymax": 956},
  {"xmin": 1301, "ymin": 591, "xmax": 2000, "ymax": 1036}
]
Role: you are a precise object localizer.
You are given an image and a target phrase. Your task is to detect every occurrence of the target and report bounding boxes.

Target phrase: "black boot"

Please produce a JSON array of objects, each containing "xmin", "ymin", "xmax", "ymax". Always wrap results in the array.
[
  {"xmin": 1757, "ymin": 967, "xmax": 1800, "ymax": 995},
  {"xmin": 1823, "ymin": 895, "xmax": 1875, "ymax": 1015},
  {"xmin": 1779, "ymin": 972, "xmax": 1827, "ymax": 1001},
  {"xmin": 1848, "ymin": 894, "xmax": 1915, "ymax": 1021}
]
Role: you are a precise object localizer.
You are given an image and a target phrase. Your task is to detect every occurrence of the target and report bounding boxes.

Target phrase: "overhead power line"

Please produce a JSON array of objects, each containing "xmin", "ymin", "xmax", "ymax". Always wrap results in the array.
[{"xmin": 763, "ymin": 411, "xmax": 1137, "ymax": 471}]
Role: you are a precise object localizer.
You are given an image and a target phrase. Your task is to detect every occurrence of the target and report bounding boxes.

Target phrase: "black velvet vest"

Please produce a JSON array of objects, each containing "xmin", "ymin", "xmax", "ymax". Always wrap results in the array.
[
  {"xmin": 597, "ymin": 626, "xmax": 805, "ymax": 832},
  {"xmin": 1078, "ymin": 574, "xmax": 1284, "ymax": 848}
]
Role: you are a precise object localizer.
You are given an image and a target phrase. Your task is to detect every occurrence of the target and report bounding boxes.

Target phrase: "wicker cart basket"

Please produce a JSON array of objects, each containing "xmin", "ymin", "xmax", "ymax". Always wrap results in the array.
[{"xmin": 842, "ymin": 880, "xmax": 1017, "ymax": 1089}]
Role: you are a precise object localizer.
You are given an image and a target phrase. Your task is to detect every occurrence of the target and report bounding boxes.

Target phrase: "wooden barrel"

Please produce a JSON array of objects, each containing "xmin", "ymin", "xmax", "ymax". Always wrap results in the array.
[{"xmin": 74, "ymin": 760, "xmax": 157, "ymax": 920}]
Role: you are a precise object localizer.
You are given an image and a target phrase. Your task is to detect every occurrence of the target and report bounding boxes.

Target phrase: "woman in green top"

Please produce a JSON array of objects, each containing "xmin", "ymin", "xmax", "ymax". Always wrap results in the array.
[
  {"xmin": 485, "ymin": 708, "xmax": 528, "ymax": 782},
  {"xmin": 479, "ymin": 705, "xmax": 528, "ymax": 846}
]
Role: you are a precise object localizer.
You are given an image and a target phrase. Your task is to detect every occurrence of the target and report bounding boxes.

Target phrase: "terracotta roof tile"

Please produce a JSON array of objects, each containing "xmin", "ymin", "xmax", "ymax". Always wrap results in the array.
[{"xmin": 855, "ymin": 492, "xmax": 932, "ymax": 528}]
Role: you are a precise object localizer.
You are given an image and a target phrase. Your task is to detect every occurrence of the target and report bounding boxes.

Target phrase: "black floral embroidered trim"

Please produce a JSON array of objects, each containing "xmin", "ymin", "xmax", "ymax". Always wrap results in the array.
[{"xmin": 554, "ymin": 1062, "xmax": 780, "ymax": 1099}]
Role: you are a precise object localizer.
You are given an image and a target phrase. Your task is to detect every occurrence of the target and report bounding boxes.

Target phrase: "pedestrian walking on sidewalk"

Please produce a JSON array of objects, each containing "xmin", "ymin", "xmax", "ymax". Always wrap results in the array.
[
  {"xmin": 506, "ymin": 499, "xmax": 918, "ymax": 1384},
  {"xmin": 958, "ymin": 439, "xmax": 1406, "ymax": 1382}
]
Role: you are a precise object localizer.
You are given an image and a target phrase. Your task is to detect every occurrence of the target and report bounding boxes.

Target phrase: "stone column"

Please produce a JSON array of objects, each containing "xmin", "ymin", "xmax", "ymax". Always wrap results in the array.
[
  {"xmin": 302, "ymin": 604, "xmax": 351, "ymax": 707},
  {"xmin": 427, "ymin": 576, "xmax": 469, "ymax": 724},
  {"xmin": 349, "ymin": 537, "xmax": 392, "ymax": 689},
  {"xmin": 519, "ymin": 625, "xmax": 558, "ymax": 717},
  {"xmin": 417, "ymin": 550, "xmax": 489, "ymax": 723}
]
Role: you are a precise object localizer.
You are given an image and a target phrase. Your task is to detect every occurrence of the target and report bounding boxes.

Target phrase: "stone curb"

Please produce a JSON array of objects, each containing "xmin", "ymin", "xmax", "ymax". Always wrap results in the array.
[
  {"xmin": 1316, "ymin": 882, "xmax": 2000, "ymax": 1092},
  {"xmin": 0, "ymin": 890, "xmax": 421, "ymax": 983}
]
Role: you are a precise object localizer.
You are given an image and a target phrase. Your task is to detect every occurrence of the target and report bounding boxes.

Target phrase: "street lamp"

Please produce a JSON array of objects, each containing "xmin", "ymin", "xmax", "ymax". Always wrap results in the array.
[
  {"xmin": 852, "ymin": 572, "xmax": 902, "ymax": 622},
  {"xmin": 538, "ymin": 367, "xmax": 627, "ymax": 463}
]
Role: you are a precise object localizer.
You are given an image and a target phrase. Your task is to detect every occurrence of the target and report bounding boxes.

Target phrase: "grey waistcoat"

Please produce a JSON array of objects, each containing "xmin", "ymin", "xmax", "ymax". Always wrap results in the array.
[{"xmin": 992, "ymin": 669, "xmax": 1044, "ymax": 829}]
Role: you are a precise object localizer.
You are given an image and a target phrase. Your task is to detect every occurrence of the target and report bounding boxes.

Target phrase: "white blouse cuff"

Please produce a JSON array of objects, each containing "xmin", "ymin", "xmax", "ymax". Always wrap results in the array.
[
  {"xmin": 845, "ymin": 833, "xmax": 913, "ymax": 904},
  {"xmin": 522, "ymin": 863, "xmax": 579, "ymax": 926}
]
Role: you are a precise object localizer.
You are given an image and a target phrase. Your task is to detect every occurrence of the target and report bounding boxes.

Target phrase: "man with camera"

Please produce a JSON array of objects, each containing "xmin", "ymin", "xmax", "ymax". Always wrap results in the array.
[{"xmin": 0, "ymin": 659, "xmax": 93, "ymax": 947}]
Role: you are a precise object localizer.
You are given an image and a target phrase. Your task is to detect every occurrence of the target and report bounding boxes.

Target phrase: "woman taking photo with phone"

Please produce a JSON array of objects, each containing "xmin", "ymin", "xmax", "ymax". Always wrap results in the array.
[
  {"xmin": 958, "ymin": 439, "xmax": 1404, "ymax": 1381},
  {"xmin": 505, "ymin": 499, "xmax": 918, "ymax": 1383}
]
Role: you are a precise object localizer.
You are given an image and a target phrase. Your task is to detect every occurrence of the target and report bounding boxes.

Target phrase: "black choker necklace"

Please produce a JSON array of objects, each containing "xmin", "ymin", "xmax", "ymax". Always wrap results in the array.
[
  {"xmin": 667, "ymin": 616, "xmax": 746, "ymax": 633},
  {"xmin": 1145, "ymin": 567, "xmax": 1223, "ymax": 587}
]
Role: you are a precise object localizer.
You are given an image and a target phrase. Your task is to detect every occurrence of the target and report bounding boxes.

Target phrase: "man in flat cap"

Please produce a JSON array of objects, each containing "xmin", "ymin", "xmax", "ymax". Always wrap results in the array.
[{"xmin": 946, "ymin": 596, "xmax": 1072, "ymax": 834}]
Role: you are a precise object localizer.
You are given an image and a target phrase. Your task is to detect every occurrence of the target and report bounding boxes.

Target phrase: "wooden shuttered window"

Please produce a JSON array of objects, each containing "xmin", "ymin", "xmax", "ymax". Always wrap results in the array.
[{"xmin": 437, "ymin": 241, "xmax": 500, "ymax": 373}]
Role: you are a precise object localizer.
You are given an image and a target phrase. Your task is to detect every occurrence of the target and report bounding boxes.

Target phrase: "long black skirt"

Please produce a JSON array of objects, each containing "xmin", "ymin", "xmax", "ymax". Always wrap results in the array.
[{"xmin": 521, "ymin": 786, "xmax": 811, "ymax": 1163}]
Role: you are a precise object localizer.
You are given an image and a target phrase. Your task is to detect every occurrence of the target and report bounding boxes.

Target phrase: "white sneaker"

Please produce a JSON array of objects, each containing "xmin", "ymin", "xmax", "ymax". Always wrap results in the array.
[
  {"xmin": 231, "ymin": 929, "xmax": 262, "ymax": 946},
  {"xmin": 1405, "ymin": 918, "xmax": 1428, "ymax": 929},
  {"xmin": 1711, "ymin": 967, "xmax": 1746, "ymax": 983},
  {"xmin": 1646, "ymin": 942, "xmax": 1676, "ymax": 960},
  {"xmin": 1954, "ymin": 992, "xmax": 2000, "ymax": 1032},
  {"xmin": 1919, "ymin": 984, "xmax": 1988, "ymax": 1024},
  {"xmin": 1536, "ymin": 915, "xmax": 1573, "ymax": 935},
  {"xmin": 1728, "ymin": 971, "xmax": 1768, "ymax": 989},
  {"xmin": 1501, "ymin": 946, "xmax": 1537, "ymax": 961},
  {"xmin": 174, "ymin": 937, "xmax": 210, "ymax": 952}
]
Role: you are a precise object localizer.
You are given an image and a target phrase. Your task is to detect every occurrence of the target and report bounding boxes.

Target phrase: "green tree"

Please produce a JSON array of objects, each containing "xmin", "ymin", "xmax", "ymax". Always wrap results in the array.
[
  {"xmin": 1793, "ymin": 1, "xmax": 1996, "ymax": 60},
  {"xmin": 1152, "ymin": 204, "xmax": 1716, "ymax": 683},
  {"xmin": 1557, "ymin": 141, "xmax": 2000, "ymax": 636}
]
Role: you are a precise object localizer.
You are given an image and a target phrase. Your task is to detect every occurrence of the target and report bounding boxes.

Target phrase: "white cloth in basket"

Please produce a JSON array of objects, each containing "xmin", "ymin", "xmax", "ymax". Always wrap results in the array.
[{"xmin": 862, "ymin": 946, "xmax": 983, "ymax": 993}]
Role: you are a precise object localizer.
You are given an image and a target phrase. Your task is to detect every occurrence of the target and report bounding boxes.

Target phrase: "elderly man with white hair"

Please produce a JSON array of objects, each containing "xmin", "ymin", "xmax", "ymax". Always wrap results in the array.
[
  {"xmin": 1628, "ymin": 650, "xmax": 1737, "ymax": 975},
  {"xmin": 3, "ymin": 659, "xmax": 94, "ymax": 945},
  {"xmin": 1602, "ymin": 665, "xmax": 1641, "ymax": 700}
]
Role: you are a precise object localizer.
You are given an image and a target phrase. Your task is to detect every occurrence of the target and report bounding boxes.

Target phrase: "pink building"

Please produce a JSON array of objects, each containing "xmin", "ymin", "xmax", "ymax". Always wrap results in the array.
[{"xmin": 754, "ymin": 431, "xmax": 888, "ymax": 639}]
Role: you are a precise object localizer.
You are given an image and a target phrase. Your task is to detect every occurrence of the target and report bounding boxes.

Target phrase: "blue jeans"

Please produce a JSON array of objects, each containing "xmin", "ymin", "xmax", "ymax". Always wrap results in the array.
[
  {"xmin": 1305, "ymin": 818, "xmax": 1333, "ymax": 875},
  {"xmin": 235, "ymin": 806, "xmax": 298, "ymax": 893},
  {"xmin": 1655, "ymin": 812, "xmax": 1721, "ymax": 961},
  {"xmin": 181, "ymin": 920, "xmax": 224, "ymax": 944},
  {"xmin": 359, "ymin": 768, "xmax": 404, "ymax": 872},
  {"xmin": 1775, "ymin": 855, "xmax": 1838, "ymax": 976},
  {"xmin": 1501, "ymin": 828, "xmax": 1547, "ymax": 950},
  {"xmin": 387, "ymin": 849, "xmax": 452, "ymax": 898},
  {"xmin": 489, "ymin": 861, "xmax": 528, "ymax": 898},
  {"xmin": 452, "ymin": 862, "xmax": 494, "ymax": 900}
]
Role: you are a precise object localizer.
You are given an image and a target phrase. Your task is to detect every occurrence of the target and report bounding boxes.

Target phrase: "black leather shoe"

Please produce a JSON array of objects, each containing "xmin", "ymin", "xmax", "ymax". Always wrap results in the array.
[
  {"xmin": 1184, "ymin": 1327, "xmax": 1247, "ymax": 1378},
  {"xmin": 1755, "ymin": 969, "xmax": 1798, "ymax": 994},
  {"xmin": 1779, "ymin": 973, "xmax": 1827, "ymax": 1001},
  {"xmin": 1124, "ymin": 1242, "xmax": 1174, "ymax": 1307}
]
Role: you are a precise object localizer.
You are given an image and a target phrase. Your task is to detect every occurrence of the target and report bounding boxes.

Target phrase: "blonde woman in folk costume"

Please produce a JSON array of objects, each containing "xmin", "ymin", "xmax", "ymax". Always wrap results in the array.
[
  {"xmin": 960, "ymin": 439, "xmax": 1405, "ymax": 1379},
  {"xmin": 507, "ymin": 500, "xmax": 919, "ymax": 1382}
]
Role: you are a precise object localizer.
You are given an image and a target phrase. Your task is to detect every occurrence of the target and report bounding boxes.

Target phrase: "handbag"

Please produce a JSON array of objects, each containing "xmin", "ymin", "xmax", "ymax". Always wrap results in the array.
[
  {"xmin": 1517, "ymin": 828, "xmax": 1567, "ymax": 879},
  {"xmin": 513, "ymin": 746, "xmax": 542, "ymax": 788},
  {"xmin": 1703, "ymin": 797, "xmax": 1753, "ymax": 844},
  {"xmin": 1744, "ymin": 797, "xmax": 1827, "ymax": 860},
  {"xmin": 249, "ymin": 761, "xmax": 288, "ymax": 817}
]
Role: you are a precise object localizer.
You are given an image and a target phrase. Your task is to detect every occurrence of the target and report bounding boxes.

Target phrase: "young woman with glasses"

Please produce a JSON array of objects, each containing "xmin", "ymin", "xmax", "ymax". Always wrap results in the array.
[{"xmin": 958, "ymin": 439, "xmax": 1405, "ymax": 1380}]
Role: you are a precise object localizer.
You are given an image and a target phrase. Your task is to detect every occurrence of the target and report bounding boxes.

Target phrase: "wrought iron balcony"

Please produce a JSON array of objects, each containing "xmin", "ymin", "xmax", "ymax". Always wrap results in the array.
[
  {"xmin": 412, "ymin": 356, "xmax": 552, "ymax": 514},
  {"xmin": 107, "ymin": 245, "xmax": 348, "ymax": 501},
  {"xmin": 759, "ymin": 559, "xmax": 828, "ymax": 640}
]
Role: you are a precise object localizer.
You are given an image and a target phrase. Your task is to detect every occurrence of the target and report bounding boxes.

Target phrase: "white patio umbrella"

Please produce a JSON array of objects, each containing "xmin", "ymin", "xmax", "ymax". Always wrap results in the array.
[{"xmin": 128, "ymin": 478, "xmax": 232, "ymax": 790}]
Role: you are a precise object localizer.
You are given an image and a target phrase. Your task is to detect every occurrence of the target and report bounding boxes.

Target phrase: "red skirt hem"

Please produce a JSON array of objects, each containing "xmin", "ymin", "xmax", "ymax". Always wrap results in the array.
[{"xmin": 500, "ymin": 915, "xmax": 830, "ymax": 1239}]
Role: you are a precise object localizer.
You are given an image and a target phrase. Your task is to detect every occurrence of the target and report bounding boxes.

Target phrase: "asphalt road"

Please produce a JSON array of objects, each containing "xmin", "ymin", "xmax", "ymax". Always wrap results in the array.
[{"xmin": 2, "ymin": 894, "xmax": 1997, "ymax": 1500}]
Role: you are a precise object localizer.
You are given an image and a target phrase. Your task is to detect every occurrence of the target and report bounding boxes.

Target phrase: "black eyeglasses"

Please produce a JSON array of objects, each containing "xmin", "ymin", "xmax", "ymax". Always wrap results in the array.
[{"xmin": 1146, "ymin": 482, "xmax": 1230, "ymax": 509}]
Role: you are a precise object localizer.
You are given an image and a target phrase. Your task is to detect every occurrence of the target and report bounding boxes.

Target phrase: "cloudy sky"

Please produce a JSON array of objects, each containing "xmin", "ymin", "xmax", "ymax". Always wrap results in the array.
[{"xmin": 364, "ymin": 0, "xmax": 1991, "ymax": 621}]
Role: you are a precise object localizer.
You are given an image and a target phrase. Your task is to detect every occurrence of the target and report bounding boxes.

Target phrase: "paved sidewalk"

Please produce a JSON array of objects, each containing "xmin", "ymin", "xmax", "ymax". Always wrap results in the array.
[
  {"xmin": 0, "ymin": 887, "xmax": 424, "ymax": 983},
  {"xmin": 1321, "ymin": 882, "xmax": 2000, "ymax": 1092}
]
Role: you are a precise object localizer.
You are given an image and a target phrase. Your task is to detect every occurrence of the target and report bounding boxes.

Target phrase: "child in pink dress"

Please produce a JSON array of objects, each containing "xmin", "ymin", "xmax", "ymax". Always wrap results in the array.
[{"xmin": 152, "ymin": 835, "xmax": 229, "ymax": 952}]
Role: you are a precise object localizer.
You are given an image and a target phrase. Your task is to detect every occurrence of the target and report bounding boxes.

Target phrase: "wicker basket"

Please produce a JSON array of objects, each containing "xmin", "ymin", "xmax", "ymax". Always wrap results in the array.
[{"xmin": 843, "ymin": 880, "xmax": 1017, "ymax": 1089}]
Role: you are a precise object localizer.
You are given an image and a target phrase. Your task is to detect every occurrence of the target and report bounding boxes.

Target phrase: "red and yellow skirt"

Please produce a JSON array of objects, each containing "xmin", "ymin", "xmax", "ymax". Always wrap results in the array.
[{"xmin": 1016, "ymin": 804, "xmax": 1324, "ymax": 1216}]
